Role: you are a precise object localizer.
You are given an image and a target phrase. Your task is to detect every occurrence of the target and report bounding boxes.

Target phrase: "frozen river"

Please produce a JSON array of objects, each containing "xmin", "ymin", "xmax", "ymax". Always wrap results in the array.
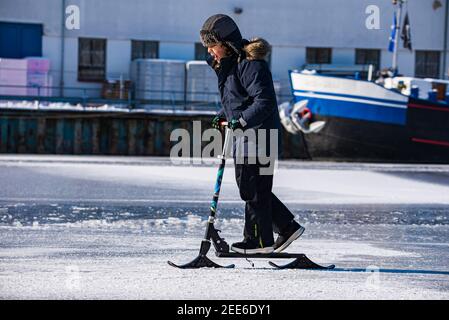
[{"xmin": 0, "ymin": 155, "xmax": 448, "ymax": 299}]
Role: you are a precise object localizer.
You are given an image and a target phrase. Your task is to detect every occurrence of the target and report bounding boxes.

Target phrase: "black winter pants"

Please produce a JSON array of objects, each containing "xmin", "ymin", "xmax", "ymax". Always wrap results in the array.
[{"xmin": 234, "ymin": 160, "xmax": 295, "ymax": 247}]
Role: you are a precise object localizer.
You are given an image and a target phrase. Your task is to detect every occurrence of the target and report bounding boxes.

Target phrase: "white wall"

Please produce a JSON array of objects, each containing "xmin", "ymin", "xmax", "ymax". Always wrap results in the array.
[
  {"xmin": 1, "ymin": 0, "xmax": 444, "ymax": 49},
  {"xmin": 271, "ymin": 46, "xmax": 305, "ymax": 77},
  {"xmin": 42, "ymin": 35, "xmax": 62, "ymax": 92},
  {"xmin": 270, "ymin": 46, "xmax": 305, "ymax": 97},
  {"xmin": 397, "ymin": 50, "xmax": 416, "ymax": 78},
  {"xmin": 445, "ymin": 52, "xmax": 449, "ymax": 78},
  {"xmin": 0, "ymin": 0, "xmax": 448, "ymax": 96},
  {"xmin": 107, "ymin": 40, "xmax": 132, "ymax": 79}
]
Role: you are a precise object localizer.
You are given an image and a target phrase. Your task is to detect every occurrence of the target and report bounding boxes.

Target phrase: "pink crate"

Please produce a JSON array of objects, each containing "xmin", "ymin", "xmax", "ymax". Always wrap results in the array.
[
  {"xmin": 0, "ymin": 67, "xmax": 28, "ymax": 92},
  {"xmin": 27, "ymin": 74, "xmax": 53, "ymax": 96},
  {"xmin": 0, "ymin": 58, "xmax": 52, "ymax": 96},
  {"xmin": 0, "ymin": 58, "xmax": 28, "ymax": 71},
  {"xmin": 0, "ymin": 85, "xmax": 27, "ymax": 96},
  {"xmin": 0, "ymin": 70, "xmax": 27, "ymax": 84},
  {"xmin": 0, "ymin": 59, "xmax": 28, "ymax": 89},
  {"xmin": 28, "ymin": 73, "xmax": 48, "ymax": 86}
]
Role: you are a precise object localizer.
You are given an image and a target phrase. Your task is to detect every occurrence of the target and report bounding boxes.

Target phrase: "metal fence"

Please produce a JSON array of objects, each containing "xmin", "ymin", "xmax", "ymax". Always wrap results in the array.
[{"xmin": 0, "ymin": 84, "xmax": 293, "ymax": 112}]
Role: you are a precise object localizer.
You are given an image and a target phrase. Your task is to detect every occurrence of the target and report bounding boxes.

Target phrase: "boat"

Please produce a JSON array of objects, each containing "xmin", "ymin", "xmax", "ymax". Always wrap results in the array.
[
  {"xmin": 282, "ymin": 71, "xmax": 449, "ymax": 163},
  {"xmin": 280, "ymin": 0, "xmax": 449, "ymax": 163}
]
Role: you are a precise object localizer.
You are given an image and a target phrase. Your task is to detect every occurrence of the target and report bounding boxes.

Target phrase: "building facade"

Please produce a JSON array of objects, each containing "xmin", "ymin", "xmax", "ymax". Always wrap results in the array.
[{"xmin": 0, "ymin": 0, "xmax": 448, "ymax": 99}]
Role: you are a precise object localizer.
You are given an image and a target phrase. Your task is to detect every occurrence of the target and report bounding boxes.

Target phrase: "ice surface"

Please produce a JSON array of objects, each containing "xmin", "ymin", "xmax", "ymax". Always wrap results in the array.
[{"xmin": 0, "ymin": 155, "xmax": 448, "ymax": 299}]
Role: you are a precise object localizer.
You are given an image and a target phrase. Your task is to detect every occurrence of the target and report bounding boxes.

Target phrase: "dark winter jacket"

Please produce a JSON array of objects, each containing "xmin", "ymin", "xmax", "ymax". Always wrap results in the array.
[{"xmin": 207, "ymin": 42, "xmax": 283, "ymax": 160}]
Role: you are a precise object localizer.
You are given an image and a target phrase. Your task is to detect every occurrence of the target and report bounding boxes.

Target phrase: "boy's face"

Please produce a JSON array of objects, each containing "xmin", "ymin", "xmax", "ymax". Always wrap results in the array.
[{"xmin": 207, "ymin": 44, "xmax": 228, "ymax": 62}]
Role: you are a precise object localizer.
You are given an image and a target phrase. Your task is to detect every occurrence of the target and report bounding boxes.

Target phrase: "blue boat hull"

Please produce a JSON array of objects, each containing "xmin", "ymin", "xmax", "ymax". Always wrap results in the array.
[
  {"xmin": 288, "ymin": 96, "xmax": 449, "ymax": 163},
  {"xmin": 287, "ymin": 72, "xmax": 449, "ymax": 163}
]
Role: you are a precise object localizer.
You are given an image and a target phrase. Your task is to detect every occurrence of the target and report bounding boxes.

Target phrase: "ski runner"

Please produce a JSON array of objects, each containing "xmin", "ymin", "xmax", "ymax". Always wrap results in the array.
[{"xmin": 200, "ymin": 14, "xmax": 305, "ymax": 254}]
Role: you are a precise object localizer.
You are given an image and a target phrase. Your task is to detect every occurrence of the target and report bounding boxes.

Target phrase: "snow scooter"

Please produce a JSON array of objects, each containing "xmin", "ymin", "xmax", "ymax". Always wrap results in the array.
[{"xmin": 168, "ymin": 123, "xmax": 335, "ymax": 270}]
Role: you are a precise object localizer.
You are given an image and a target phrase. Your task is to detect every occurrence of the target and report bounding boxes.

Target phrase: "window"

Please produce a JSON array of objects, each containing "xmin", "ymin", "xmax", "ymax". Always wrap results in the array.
[
  {"xmin": 306, "ymin": 47, "xmax": 332, "ymax": 64},
  {"xmin": 131, "ymin": 40, "xmax": 159, "ymax": 60},
  {"xmin": 415, "ymin": 51, "xmax": 441, "ymax": 78},
  {"xmin": 355, "ymin": 49, "xmax": 380, "ymax": 71},
  {"xmin": 194, "ymin": 42, "xmax": 209, "ymax": 61},
  {"xmin": 78, "ymin": 38, "xmax": 106, "ymax": 82}
]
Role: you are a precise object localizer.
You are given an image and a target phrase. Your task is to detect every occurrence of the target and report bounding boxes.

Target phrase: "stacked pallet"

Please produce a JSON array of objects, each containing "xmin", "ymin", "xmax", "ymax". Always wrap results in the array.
[
  {"xmin": 130, "ymin": 59, "xmax": 185, "ymax": 103},
  {"xmin": 26, "ymin": 57, "xmax": 52, "ymax": 97},
  {"xmin": 186, "ymin": 60, "xmax": 218, "ymax": 103},
  {"xmin": 0, "ymin": 58, "xmax": 28, "ymax": 96},
  {"xmin": 0, "ymin": 57, "xmax": 52, "ymax": 97},
  {"xmin": 101, "ymin": 79, "xmax": 132, "ymax": 100}
]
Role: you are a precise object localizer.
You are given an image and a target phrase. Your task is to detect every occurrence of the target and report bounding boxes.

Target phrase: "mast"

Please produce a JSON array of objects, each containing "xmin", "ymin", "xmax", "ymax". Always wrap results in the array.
[
  {"xmin": 392, "ymin": 0, "xmax": 405, "ymax": 75},
  {"xmin": 443, "ymin": 0, "xmax": 448, "ymax": 79}
]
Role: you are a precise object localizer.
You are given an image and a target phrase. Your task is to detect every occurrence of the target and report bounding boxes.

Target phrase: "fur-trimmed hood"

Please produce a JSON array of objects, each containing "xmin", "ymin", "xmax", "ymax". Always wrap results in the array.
[
  {"xmin": 200, "ymin": 14, "xmax": 271, "ymax": 63},
  {"xmin": 200, "ymin": 14, "xmax": 243, "ymax": 57},
  {"xmin": 243, "ymin": 38, "xmax": 271, "ymax": 61}
]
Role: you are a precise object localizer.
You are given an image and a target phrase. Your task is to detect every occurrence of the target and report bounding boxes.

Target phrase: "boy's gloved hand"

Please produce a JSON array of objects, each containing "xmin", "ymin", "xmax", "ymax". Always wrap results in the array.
[
  {"xmin": 229, "ymin": 118, "xmax": 242, "ymax": 130},
  {"xmin": 212, "ymin": 115, "xmax": 225, "ymax": 129}
]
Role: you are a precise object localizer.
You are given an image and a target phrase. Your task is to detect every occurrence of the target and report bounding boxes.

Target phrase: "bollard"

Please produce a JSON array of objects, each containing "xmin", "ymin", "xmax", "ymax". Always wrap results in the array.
[
  {"xmin": 428, "ymin": 89, "xmax": 438, "ymax": 102},
  {"xmin": 410, "ymin": 86, "xmax": 419, "ymax": 99}
]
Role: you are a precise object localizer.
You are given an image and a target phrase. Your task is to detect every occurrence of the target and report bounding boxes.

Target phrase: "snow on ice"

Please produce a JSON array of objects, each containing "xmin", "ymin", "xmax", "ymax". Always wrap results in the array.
[{"xmin": 0, "ymin": 155, "xmax": 448, "ymax": 299}]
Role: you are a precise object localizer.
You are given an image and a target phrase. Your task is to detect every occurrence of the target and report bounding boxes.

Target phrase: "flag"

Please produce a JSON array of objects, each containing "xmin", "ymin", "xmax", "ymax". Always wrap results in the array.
[
  {"xmin": 401, "ymin": 12, "xmax": 412, "ymax": 51},
  {"xmin": 388, "ymin": 13, "xmax": 397, "ymax": 52}
]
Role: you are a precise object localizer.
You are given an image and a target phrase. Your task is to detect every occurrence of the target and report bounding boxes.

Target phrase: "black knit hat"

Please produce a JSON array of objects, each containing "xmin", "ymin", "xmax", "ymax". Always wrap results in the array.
[{"xmin": 200, "ymin": 14, "xmax": 244, "ymax": 57}]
